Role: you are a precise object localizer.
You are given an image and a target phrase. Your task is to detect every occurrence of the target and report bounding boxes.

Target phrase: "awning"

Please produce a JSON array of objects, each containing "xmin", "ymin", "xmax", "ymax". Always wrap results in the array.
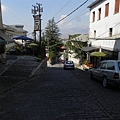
[
  {"xmin": 0, "ymin": 31, "xmax": 13, "ymax": 43},
  {"xmin": 12, "ymin": 35, "xmax": 34, "ymax": 41},
  {"xmin": 81, "ymin": 46, "xmax": 98, "ymax": 52},
  {"xmin": 90, "ymin": 52, "xmax": 106, "ymax": 57},
  {"xmin": 0, "ymin": 38, "xmax": 7, "ymax": 43}
]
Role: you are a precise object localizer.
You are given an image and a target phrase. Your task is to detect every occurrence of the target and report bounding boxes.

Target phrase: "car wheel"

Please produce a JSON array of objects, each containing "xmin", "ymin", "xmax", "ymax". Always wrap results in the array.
[
  {"xmin": 90, "ymin": 72, "xmax": 94, "ymax": 80},
  {"xmin": 103, "ymin": 76, "xmax": 108, "ymax": 88}
]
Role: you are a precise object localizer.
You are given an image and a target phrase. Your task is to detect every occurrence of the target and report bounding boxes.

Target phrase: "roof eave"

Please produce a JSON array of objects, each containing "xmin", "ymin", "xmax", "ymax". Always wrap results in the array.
[{"xmin": 87, "ymin": 0, "xmax": 102, "ymax": 8}]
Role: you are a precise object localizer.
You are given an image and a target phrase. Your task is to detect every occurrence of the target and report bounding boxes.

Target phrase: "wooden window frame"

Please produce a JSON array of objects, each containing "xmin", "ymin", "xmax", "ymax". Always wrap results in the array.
[
  {"xmin": 114, "ymin": 0, "xmax": 120, "ymax": 14},
  {"xmin": 105, "ymin": 3, "xmax": 109, "ymax": 17},
  {"xmin": 98, "ymin": 8, "xmax": 101, "ymax": 20},
  {"xmin": 92, "ymin": 11, "xmax": 95, "ymax": 22}
]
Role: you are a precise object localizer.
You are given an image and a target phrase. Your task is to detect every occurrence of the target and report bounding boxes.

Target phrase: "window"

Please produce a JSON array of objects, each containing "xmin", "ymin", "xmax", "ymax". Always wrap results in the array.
[
  {"xmin": 114, "ymin": 0, "xmax": 120, "ymax": 14},
  {"xmin": 109, "ymin": 28, "xmax": 113, "ymax": 37},
  {"xmin": 100, "ymin": 62, "xmax": 107, "ymax": 69},
  {"xmin": 107, "ymin": 62, "xmax": 115, "ymax": 70},
  {"xmin": 92, "ymin": 11, "xmax": 95, "ymax": 22},
  {"xmin": 94, "ymin": 30, "xmax": 96, "ymax": 38},
  {"xmin": 105, "ymin": 3, "xmax": 109, "ymax": 17},
  {"xmin": 98, "ymin": 8, "xmax": 101, "ymax": 20}
]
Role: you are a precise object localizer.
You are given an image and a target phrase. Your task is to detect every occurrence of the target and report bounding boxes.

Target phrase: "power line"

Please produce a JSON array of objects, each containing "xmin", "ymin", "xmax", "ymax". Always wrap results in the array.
[
  {"xmin": 41, "ymin": 0, "xmax": 72, "ymax": 30},
  {"xmin": 54, "ymin": 0, "xmax": 72, "ymax": 17},
  {"xmin": 98, "ymin": 21, "xmax": 120, "ymax": 37},
  {"xmin": 56, "ymin": 0, "xmax": 88, "ymax": 24},
  {"xmin": 4, "ymin": 6, "xmax": 33, "ymax": 29},
  {"xmin": 59, "ymin": 9, "xmax": 89, "ymax": 27},
  {"xmin": 42, "ymin": 2, "xmax": 89, "ymax": 33}
]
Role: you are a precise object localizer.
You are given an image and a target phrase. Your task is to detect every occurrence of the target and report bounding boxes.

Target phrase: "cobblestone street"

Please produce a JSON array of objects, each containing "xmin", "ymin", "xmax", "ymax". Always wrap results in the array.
[
  {"xmin": 0, "ymin": 62, "xmax": 118, "ymax": 120},
  {"xmin": 0, "ymin": 55, "xmax": 46, "ymax": 95}
]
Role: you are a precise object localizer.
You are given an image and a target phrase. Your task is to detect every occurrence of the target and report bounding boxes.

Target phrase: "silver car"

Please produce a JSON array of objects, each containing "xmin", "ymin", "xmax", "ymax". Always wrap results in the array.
[
  {"xmin": 64, "ymin": 61, "xmax": 75, "ymax": 70},
  {"xmin": 90, "ymin": 60, "xmax": 120, "ymax": 88}
]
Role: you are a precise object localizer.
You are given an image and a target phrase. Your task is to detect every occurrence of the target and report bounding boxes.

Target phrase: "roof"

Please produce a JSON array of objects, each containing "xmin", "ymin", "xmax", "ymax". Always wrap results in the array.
[
  {"xmin": 0, "ymin": 31, "xmax": 13, "ymax": 42},
  {"xmin": 81, "ymin": 46, "xmax": 99, "ymax": 52},
  {"xmin": 72, "ymin": 34, "xmax": 89, "ymax": 42},
  {"xmin": 3, "ymin": 24, "xmax": 28, "ymax": 33},
  {"xmin": 3, "ymin": 24, "xmax": 16, "ymax": 32},
  {"xmin": 88, "ymin": 0, "xmax": 104, "ymax": 8}
]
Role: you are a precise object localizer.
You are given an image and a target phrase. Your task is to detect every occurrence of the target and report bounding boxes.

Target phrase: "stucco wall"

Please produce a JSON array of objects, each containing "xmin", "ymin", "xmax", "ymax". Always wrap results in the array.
[{"xmin": 89, "ymin": 0, "xmax": 120, "ymax": 38}]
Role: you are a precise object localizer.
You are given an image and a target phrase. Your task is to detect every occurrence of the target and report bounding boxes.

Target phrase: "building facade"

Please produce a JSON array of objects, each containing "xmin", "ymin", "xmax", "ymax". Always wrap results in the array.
[
  {"xmin": 68, "ymin": 34, "xmax": 89, "ymax": 65},
  {"xmin": 0, "ymin": 0, "xmax": 28, "ymax": 62},
  {"xmin": 5, "ymin": 25, "xmax": 28, "ymax": 39},
  {"xmin": 88, "ymin": 0, "xmax": 120, "ymax": 60}
]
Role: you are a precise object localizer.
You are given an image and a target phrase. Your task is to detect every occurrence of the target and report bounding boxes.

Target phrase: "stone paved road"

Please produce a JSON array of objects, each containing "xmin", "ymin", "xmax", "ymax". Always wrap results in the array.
[
  {"xmin": 1, "ymin": 56, "xmax": 40, "ymax": 78},
  {"xmin": 0, "ymin": 63, "xmax": 116, "ymax": 120},
  {"xmin": 73, "ymin": 68, "xmax": 120, "ymax": 120},
  {"xmin": 0, "ymin": 55, "xmax": 45, "ymax": 94}
]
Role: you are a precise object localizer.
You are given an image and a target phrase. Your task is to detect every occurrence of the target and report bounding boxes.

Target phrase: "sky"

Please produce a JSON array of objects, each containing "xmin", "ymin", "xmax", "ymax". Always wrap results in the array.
[{"xmin": 1, "ymin": 0, "xmax": 94, "ymax": 38}]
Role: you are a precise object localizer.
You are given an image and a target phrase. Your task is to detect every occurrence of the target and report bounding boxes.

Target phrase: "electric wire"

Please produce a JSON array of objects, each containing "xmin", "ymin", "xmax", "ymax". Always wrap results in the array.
[
  {"xmin": 54, "ymin": 0, "xmax": 72, "ymax": 17},
  {"xmin": 42, "ymin": 0, "xmax": 72, "ymax": 30},
  {"xmin": 56, "ymin": 0, "xmax": 88, "ymax": 24},
  {"xmin": 42, "ymin": 10, "xmax": 89, "ymax": 32},
  {"xmin": 4, "ymin": 1, "xmax": 89, "ymax": 36},
  {"xmin": 4, "ymin": 6, "xmax": 33, "ymax": 29},
  {"xmin": 98, "ymin": 21, "xmax": 120, "ymax": 37},
  {"xmin": 59, "ymin": 9, "xmax": 89, "ymax": 27}
]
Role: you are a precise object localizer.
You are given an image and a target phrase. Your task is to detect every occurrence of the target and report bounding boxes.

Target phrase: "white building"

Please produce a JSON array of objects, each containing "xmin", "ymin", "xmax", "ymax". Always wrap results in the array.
[
  {"xmin": 88, "ymin": 0, "xmax": 120, "ymax": 60},
  {"xmin": 0, "ymin": 0, "xmax": 28, "ymax": 61},
  {"xmin": 69, "ymin": 34, "xmax": 89, "ymax": 65}
]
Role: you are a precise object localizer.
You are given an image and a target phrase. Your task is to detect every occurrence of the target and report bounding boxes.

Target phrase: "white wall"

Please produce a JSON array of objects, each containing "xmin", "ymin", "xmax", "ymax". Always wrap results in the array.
[
  {"xmin": 89, "ymin": 0, "xmax": 120, "ymax": 38},
  {"xmin": 92, "ymin": 39, "xmax": 115, "ymax": 51},
  {"xmin": 68, "ymin": 53, "xmax": 79, "ymax": 66}
]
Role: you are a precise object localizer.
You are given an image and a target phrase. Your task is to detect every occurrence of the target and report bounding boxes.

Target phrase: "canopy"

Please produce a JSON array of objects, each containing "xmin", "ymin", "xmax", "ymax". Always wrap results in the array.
[
  {"xmin": 90, "ymin": 52, "xmax": 106, "ymax": 57},
  {"xmin": 12, "ymin": 36, "xmax": 34, "ymax": 41},
  {"xmin": 0, "ymin": 38, "xmax": 7, "ymax": 43}
]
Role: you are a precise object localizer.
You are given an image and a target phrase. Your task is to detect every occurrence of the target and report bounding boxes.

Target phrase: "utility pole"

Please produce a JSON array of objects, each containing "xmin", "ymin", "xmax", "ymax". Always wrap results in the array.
[
  {"xmin": 31, "ymin": 5, "xmax": 37, "ymax": 42},
  {"xmin": 31, "ymin": 3, "xmax": 43, "ymax": 54},
  {"xmin": 36, "ymin": 3, "xmax": 43, "ymax": 53}
]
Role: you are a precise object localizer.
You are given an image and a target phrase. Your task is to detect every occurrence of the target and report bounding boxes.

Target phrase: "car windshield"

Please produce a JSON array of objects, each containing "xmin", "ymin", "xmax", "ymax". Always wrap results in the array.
[{"xmin": 66, "ymin": 61, "xmax": 73, "ymax": 64}]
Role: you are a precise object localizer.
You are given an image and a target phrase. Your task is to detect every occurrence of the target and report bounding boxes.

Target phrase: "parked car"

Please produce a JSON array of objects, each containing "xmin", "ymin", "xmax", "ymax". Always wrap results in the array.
[
  {"xmin": 64, "ymin": 61, "xmax": 75, "ymax": 70},
  {"xmin": 90, "ymin": 60, "xmax": 120, "ymax": 88},
  {"xmin": 61, "ymin": 59, "xmax": 65, "ymax": 64}
]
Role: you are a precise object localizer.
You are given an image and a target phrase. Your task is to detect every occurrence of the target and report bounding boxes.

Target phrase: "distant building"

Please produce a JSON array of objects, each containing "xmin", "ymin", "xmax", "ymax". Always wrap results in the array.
[
  {"xmin": 68, "ymin": 34, "xmax": 89, "ymax": 65},
  {"xmin": 88, "ymin": 0, "xmax": 120, "ymax": 60},
  {"xmin": 0, "ymin": 0, "xmax": 28, "ymax": 61},
  {"xmin": 61, "ymin": 38, "xmax": 68, "ymax": 45},
  {"xmin": 4, "ymin": 24, "xmax": 28, "ymax": 39},
  {"xmin": 72, "ymin": 34, "xmax": 89, "ymax": 43}
]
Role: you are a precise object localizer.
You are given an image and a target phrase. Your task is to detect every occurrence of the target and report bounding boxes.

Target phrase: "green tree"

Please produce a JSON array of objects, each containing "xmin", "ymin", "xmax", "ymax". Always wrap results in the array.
[
  {"xmin": 45, "ymin": 18, "xmax": 63, "ymax": 60},
  {"xmin": 66, "ymin": 34, "xmax": 87, "ymax": 59}
]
